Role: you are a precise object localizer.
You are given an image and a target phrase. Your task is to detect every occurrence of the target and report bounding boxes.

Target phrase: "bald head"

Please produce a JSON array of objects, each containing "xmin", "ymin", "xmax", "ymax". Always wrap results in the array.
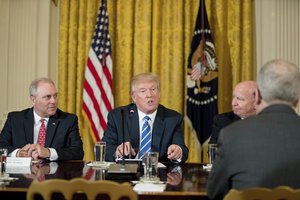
[{"xmin": 232, "ymin": 81, "xmax": 257, "ymax": 118}]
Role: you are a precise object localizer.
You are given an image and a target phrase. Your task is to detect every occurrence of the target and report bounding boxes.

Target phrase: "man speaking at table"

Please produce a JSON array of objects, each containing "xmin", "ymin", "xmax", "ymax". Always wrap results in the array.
[
  {"xmin": 0, "ymin": 78, "xmax": 84, "ymax": 161},
  {"xmin": 102, "ymin": 72, "xmax": 189, "ymax": 163}
]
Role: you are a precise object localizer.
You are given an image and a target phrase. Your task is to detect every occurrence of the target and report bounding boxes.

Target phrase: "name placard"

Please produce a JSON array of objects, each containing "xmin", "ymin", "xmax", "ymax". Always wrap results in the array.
[
  {"xmin": 6, "ymin": 157, "xmax": 32, "ymax": 174},
  {"xmin": 6, "ymin": 157, "xmax": 32, "ymax": 167}
]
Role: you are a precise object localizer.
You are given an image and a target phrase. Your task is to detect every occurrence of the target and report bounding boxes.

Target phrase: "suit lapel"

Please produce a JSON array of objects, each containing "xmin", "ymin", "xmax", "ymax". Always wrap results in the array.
[
  {"xmin": 24, "ymin": 108, "xmax": 34, "ymax": 143},
  {"xmin": 127, "ymin": 105, "xmax": 140, "ymax": 151},
  {"xmin": 45, "ymin": 114, "xmax": 60, "ymax": 147},
  {"xmin": 152, "ymin": 106, "xmax": 164, "ymax": 151}
]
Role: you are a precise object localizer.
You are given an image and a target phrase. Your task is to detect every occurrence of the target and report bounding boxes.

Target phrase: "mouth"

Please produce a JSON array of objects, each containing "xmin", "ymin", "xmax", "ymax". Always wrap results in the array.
[
  {"xmin": 147, "ymin": 100, "xmax": 153, "ymax": 104},
  {"xmin": 48, "ymin": 107, "xmax": 57, "ymax": 111}
]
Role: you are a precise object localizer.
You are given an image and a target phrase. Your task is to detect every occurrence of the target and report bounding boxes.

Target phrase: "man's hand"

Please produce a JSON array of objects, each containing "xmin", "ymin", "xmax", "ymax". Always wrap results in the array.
[
  {"xmin": 17, "ymin": 144, "xmax": 50, "ymax": 160},
  {"xmin": 17, "ymin": 143, "xmax": 32, "ymax": 157},
  {"xmin": 167, "ymin": 144, "xmax": 182, "ymax": 160},
  {"xmin": 116, "ymin": 142, "xmax": 136, "ymax": 158}
]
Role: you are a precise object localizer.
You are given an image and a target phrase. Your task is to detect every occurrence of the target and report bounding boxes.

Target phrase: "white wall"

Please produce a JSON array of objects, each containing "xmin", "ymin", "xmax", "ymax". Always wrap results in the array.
[
  {"xmin": 0, "ymin": 0, "xmax": 59, "ymax": 129},
  {"xmin": 255, "ymin": 0, "xmax": 300, "ymax": 112}
]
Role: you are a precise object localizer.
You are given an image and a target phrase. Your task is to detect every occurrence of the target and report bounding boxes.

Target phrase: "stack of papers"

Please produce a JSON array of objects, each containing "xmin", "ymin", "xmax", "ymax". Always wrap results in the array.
[
  {"xmin": 133, "ymin": 183, "xmax": 166, "ymax": 192},
  {"xmin": 86, "ymin": 162, "xmax": 111, "ymax": 169}
]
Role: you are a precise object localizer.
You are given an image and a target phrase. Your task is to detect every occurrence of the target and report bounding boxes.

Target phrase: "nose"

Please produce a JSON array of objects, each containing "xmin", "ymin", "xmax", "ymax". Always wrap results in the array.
[
  {"xmin": 50, "ymin": 96, "xmax": 57, "ymax": 103},
  {"xmin": 145, "ymin": 89, "xmax": 153, "ymax": 97},
  {"xmin": 232, "ymin": 97, "xmax": 237, "ymax": 106}
]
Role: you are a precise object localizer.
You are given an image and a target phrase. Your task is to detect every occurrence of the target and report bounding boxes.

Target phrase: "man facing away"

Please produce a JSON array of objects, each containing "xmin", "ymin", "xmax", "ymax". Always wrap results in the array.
[
  {"xmin": 0, "ymin": 78, "xmax": 84, "ymax": 161},
  {"xmin": 207, "ymin": 59, "xmax": 300, "ymax": 199},
  {"xmin": 102, "ymin": 72, "xmax": 189, "ymax": 163},
  {"xmin": 209, "ymin": 80, "xmax": 257, "ymax": 144}
]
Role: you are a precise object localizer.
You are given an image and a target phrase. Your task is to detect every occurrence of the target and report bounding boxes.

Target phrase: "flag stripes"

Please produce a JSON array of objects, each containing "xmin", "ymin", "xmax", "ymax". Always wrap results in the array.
[{"xmin": 83, "ymin": 0, "xmax": 113, "ymax": 141}]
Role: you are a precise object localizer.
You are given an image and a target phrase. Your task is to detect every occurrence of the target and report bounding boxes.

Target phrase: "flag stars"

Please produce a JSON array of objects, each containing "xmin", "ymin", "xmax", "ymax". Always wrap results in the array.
[
  {"xmin": 187, "ymin": 95, "xmax": 217, "ymax": 105},
  {"xmin": 194, "ymin": 29, "xmax": 211, "ymax": 35}
]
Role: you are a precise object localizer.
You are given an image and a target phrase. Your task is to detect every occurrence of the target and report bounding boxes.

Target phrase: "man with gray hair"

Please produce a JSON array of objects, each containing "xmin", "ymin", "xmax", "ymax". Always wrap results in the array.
[
  {"xmin": 0, "ymin": 78, "xmax": 84, "ymax": 161},
  {"xmin": 207, "ymin": 59, "xmax": 300, "ymax": 200}
]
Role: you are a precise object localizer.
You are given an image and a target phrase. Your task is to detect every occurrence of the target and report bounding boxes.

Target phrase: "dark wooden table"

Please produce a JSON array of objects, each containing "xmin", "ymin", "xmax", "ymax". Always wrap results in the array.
[{"xmin": 0, "ymin": 161, "xmax": 209, "ymax": 200}]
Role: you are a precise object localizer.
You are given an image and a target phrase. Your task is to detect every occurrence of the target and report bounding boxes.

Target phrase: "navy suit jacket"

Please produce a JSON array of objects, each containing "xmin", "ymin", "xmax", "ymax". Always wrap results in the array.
[
  {"xmin": 102, "ymin": 103, "xmax": 189, "ymax": 162},
  {"xmin": 209, "ymin": 111, "xmax": 241, "ymax": 144},
  {"xmin": 0, "ymin": 108, "xmax": 84, "ymax": 161},
  {"xmin": 207, "ymin": 104, "xmax": 300, "ymax": 199}
]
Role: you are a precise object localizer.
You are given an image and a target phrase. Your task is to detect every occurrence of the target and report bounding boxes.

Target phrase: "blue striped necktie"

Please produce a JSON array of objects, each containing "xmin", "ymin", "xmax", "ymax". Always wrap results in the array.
[{"xmin": 139, "ymin": 116, "xmax": 151, "ymax": 158}]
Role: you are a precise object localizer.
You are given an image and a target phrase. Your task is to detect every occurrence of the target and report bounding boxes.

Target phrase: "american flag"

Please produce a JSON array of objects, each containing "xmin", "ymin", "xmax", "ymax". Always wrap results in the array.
[
  {"xmin": 186, "ymin": 0, "xmax": 218, "ymax": 147},
  {"xmin": 82, "ymin": 0, "xmax": 113, "ymax": 141}
]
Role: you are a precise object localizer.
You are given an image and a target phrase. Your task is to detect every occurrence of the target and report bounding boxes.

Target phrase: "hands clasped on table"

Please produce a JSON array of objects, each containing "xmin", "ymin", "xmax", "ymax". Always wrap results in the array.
[{"xmin": 17, "ymin": 144, "xmax": 50, "ymax": 161}]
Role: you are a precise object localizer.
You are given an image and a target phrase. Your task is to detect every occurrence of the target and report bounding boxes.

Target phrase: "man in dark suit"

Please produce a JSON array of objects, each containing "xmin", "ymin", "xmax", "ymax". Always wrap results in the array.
[
  {"xmin": 102, "ymin": 73, "xmax": 188, "ymax": 163},
  {"xmin": 0, "ymin": 78, "xmax": 84, "ymax": 161},
  {"xmin": 209, "ymin": 81, "xmax": 257, "ymax": 144},
  {"xmin": 207, "ymin": 59, "xmax": 300, "ymax": 199}
]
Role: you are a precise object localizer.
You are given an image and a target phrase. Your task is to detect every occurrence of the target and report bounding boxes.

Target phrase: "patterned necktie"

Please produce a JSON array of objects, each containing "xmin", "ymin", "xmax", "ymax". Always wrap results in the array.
[
  {"xmin": 139, "ymin": 116, "xmax": 151, "ymax": 158},
  {"xmin": 37, "ymin": 119, "xmax": 46, "ymax": 146}
]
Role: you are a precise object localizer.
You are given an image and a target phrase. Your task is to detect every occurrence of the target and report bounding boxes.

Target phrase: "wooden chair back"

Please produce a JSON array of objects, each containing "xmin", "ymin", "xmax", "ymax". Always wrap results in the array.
[{"xmin": 26, "ymin": 178, "xmax": 138, "ymax": 200}]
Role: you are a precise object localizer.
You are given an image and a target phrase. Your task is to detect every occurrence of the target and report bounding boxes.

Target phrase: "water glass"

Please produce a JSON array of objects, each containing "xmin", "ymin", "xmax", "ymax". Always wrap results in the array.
[
  {"xmin": 140, "ymin": 151, "xmax": 159, "ymax": 182},
  {"xmin": 94, "ymin": 141, "xmax": 106, "ymax": 164},
  {"xmin": 208, "ymin": 144, "xmax": 218, "ymax": 164}
]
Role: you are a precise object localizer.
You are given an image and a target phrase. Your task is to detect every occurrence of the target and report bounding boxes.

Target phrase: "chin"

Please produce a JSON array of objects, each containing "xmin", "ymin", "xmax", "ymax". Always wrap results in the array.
[{"xmin": 48, "ymin": 110, "xmax": 57, "ymax": 116}]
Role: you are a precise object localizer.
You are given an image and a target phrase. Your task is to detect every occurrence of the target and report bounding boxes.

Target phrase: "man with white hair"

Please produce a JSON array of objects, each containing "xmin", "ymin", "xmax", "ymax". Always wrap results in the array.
[
  {"xmin": 209, "ymin": 80, "xmax": 257, "ymax": 144},
  {"xmin": 207, "ymin": 59, "xmax": 300, "ymax": 199}
]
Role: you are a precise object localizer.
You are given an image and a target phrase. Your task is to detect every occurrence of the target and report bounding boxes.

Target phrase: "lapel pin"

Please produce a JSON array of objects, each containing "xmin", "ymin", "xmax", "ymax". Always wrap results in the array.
[{"xmin": 52, "ymin": 123, "xmax": 56, "ymax": 125}]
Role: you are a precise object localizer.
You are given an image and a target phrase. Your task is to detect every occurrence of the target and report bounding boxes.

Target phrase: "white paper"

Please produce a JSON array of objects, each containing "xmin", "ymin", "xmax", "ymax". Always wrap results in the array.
[
  {"xmin": 6, "ymin": 157, "xmax": 32, "ymax": 167},
  {"xmin": 133, "ymin": 183, "xmax": 166, "ymax": 192},
  {"xmin": 5, "ymin": 157, "xmax": 32, "ymax": 174}
]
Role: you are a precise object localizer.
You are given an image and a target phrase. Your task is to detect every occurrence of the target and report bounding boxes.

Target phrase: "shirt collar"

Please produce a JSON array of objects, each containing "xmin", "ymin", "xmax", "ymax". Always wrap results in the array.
[
  {"xmin": 33, "ymin": 110, "xmax": 49, "ymax": 124},
  {"xmin": 137, "ymin": 109, "xmax": 157, "ymax": 122}
]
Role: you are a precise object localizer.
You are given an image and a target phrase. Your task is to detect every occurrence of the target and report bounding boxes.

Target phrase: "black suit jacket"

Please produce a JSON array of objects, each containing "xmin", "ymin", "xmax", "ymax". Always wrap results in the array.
[
  {"xmin": 102, "ymin": 103, "xmax": 189, "ymax": 162},
  {"xmin": 207, "ymin": 104, "xmax": 300, "ymax": 199},
  {"xmin": 0, "ymin": 108, "xmax": 84, "ymax": 161},
  {"xmin": 209, "ymin": 111, "xmax": 241, "ymax": 144}
]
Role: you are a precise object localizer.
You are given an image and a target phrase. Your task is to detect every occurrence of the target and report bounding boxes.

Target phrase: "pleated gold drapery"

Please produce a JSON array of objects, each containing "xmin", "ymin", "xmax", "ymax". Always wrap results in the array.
[{"xmin": 58, "ymin": 0, "xmax": 254, "ymax": 162}]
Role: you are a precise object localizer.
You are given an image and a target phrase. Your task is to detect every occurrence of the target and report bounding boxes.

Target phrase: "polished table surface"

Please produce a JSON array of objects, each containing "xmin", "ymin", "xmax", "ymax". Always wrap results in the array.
[{"xmin": 0, "ymin": 161, "xmax": 209, "ymax": 200}]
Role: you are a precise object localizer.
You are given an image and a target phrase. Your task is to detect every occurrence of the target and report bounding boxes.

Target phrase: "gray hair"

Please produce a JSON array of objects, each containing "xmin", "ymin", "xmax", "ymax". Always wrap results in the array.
[
  {"xmin": 29, "ymin": 77, "xmax": 55, "ymax": 96},
  {"xmin": 130, "ymin": 72, "xmax": 160, "ymax": 95},
  {"xmin": 257, "ymin": 59, "xmax": 300, "ymax": 105}
]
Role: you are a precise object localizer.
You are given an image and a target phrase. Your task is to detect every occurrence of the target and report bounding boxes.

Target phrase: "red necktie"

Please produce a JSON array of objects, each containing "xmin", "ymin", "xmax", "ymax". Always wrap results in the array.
[{"xmin": 37, "ymin": 119, "xmax": 46, "ymax": 146}]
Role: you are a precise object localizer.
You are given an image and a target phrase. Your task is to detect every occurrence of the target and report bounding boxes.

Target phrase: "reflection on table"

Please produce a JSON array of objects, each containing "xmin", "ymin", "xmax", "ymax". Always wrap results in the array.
[{"xmin": 0, "ymin": 161, "xmax": 210, "ymax": 200}]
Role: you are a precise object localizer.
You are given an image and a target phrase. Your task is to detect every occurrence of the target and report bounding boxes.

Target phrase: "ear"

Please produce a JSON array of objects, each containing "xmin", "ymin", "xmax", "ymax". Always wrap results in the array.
[
  {"xmin": 30, "ymin": 96, "xmax": 35, "ymax": 105},
  {"xmin": 254, "ymin": 88, "xmax": 262, "ymax": 106},
  {"xmin": 293, "ymin": 95, "xmax": 299, "ymax": 107},
  {"xmin": 131, "ymin": 93, "xmax": 136, "ymax": 103}
]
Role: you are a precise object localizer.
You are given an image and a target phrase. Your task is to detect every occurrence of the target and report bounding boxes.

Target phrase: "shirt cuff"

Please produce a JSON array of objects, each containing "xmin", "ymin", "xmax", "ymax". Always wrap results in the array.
[
  {"xmin": 9, "ymin": 149, "xmax": 19, "ymax": 157},
  {"xmin": 48, "ymin": 148, "xmax": 58, "ymax": 161}
]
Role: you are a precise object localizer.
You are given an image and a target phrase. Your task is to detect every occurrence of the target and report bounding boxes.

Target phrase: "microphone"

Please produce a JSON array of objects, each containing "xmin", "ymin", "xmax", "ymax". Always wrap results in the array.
[
  {"xmin": 107, "ymin": 106, "xmax": 138, "ymax": 176},
  {"xmin": 121, "ymin": 109, "xmax": 125, "ymax": 167},
  {"xmin": 128, "ymin": 108, "xmax": 134, "ymax": 159}
]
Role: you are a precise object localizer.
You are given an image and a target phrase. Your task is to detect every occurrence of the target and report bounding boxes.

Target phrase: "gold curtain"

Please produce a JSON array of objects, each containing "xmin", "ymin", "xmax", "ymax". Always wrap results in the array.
[{"xmin": 58, "ymin": 0, "xmax": 254, "ymax": 162}]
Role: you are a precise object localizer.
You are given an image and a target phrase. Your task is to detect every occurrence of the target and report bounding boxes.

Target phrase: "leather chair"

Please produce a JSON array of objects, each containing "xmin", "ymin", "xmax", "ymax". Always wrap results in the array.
[{"xmin": 26, "ymin": 178, "xmax": 138, "ymax": 200}]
